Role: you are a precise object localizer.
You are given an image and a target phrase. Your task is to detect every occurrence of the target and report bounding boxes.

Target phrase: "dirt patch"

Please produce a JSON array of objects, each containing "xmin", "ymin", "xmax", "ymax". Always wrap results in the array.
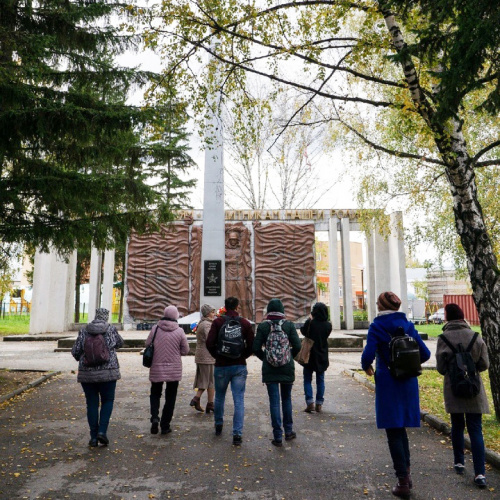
[{"xmin": 0, "ymin": 369, "xmax": 48, "ymax": 398}]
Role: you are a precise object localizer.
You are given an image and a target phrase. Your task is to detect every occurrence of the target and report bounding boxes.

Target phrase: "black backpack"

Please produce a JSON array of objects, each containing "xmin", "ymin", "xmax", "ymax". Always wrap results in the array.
[
  {"xmin": 439, "ymin": 333, "xmax": 481, "ymax": 399},
  {"xmin": 217, "ymin": 316, "xmax": 245, "ymax": 358},
  {"xmin": 386, "ymin": 326, "xmax": 422, "ymax": 380}
]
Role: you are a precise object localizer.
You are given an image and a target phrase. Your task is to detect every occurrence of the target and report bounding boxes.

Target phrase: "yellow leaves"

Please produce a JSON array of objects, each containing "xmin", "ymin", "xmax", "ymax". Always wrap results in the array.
[
  {"xmin": 148, "ymin": 495, "xmax": 156, "ymax": 499},
  {"xmin": 13, "ymin": 472, "xmax": 21, "ymax": 477}
]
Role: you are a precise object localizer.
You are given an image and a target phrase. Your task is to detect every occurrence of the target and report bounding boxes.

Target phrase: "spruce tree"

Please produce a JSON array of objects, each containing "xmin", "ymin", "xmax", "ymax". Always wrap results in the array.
[{"xmin": 0, "ymin": 0, "xmax": 195, "ymax": 255}]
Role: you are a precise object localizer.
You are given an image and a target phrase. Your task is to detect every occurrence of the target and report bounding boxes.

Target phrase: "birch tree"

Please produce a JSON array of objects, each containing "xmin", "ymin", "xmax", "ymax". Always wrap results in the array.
[{"xmin": 147, "ymin": 1, "xmax": 500, "ymax": 418}]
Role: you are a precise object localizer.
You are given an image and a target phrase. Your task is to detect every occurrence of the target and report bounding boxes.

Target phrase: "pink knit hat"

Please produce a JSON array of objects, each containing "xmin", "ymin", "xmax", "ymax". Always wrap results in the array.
[{"xmin": 163, "ymin": 305, "xmax": 179, "ymax": 320}]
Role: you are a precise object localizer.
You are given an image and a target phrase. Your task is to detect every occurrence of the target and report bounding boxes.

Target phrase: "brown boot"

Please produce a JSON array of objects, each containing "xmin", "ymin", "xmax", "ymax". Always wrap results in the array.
[
  {"xmin": 190, "ymin": 396, "xmax": 204, "ymax": 412},
  {"xmin": 205, "ymin": 402, "xmax": 214, "ymax": 414},
  {"xmin": 304, "ymin": 403, "xmax": 315, "ymax": 413},
  {"xmin": 315, "ymin": 404, "xmax": 322, "ymax": 413},
  {"xmin": 392, "ymin": 476, "xmax": 411, "ymax": 498}
]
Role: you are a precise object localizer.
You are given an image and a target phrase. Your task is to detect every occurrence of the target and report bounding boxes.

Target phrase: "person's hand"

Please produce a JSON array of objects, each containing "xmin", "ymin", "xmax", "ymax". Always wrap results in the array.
[{"xmin": 365, "ymin": 366, "xmax": 374, "ymax": 377}]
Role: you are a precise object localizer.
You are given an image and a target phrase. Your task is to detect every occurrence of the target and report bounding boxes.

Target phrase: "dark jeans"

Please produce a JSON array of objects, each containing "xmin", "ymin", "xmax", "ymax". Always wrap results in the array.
[
  {"xmin": 266, "ymin": 383, "xmax": 293, "ymax": 441},
  {"xmin": 450, "ymin": 413, "xmax": 485, "ymax": 476},
  {"xmin": 150, "ymin": 381, "xmax": 179, "ymax": 431},
  {"xmin": 81, "ymin": 381, "xmax": 117, "ymax": 439},
  {"xmin": 386, "ymin": 427, "xmax": 410, "ymax": 478}
]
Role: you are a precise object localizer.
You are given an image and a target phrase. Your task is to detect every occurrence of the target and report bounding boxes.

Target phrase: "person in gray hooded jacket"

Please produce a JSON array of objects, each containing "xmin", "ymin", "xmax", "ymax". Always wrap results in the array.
[{"xmin": 72, "ymin": 308, "xmax": 123, "ymax": 447}]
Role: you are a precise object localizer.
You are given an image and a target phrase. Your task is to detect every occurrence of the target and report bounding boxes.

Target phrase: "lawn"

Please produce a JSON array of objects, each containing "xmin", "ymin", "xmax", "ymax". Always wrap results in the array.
[
  {"xmin": 414, "ymin": 323, "xmax": 482, "ymax": 338},
  {"xmin": 362, "ymin": 370, "xmax": 500, "ymax": 453},
  {"xmin": 0, "ymin": 313, "xmax": 120, "ymax": 336}
]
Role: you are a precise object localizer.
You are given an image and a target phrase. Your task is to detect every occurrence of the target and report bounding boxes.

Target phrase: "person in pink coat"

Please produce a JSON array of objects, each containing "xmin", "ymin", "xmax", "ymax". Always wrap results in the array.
[{"xmin": 145, "ymin": 305, "xmax": 190, "ymax": 435}]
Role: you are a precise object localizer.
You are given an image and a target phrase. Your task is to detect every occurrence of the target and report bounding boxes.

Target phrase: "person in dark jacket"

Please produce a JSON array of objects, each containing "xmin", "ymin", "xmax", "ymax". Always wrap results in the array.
[
  {"xmin": 71, "ymin": 308, "xmax": 123, "ymax": 447},
  {"xmin": 206, "ymin": 296, "xmax": 254, "ymax": 446},
  {"xmin": 361, "ymin": 292, "xmax": 430, "ymax": 499},
  {"xmin": 300, "ymin": 302, "xmax": 332, "ymax": 413},
  {"xmin": 253, "ymin": 298, "xmax": 301, "ymax": 447},
  {"xmin": 436, "ymin": 303, "xmax": 490, "ymax": 489}
]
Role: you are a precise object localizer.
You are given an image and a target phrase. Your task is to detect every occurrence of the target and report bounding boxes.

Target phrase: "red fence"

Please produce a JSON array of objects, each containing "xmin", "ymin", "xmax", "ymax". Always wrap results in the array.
[{"xmin": 443, "ymin": 295, "xmax": 480, "ymax": 325}]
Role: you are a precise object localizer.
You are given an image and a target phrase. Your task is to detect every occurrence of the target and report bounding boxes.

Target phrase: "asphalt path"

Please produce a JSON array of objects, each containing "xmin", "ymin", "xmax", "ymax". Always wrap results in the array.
[{"xmin": 0, "ymin": 339, "xmax": 498, "ymax": 500}]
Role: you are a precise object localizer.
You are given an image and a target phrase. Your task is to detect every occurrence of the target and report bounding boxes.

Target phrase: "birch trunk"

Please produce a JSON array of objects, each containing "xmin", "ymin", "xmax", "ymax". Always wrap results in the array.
[{"xmin": 381, "ymin": 4, "xmax": 500, "ymax": 419}]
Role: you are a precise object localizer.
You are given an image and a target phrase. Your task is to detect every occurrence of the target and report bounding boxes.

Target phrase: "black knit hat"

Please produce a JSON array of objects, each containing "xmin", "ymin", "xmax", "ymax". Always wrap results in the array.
[{"xmin": 445, "ymin": 303, "xmax": 464, "ymax": 321}]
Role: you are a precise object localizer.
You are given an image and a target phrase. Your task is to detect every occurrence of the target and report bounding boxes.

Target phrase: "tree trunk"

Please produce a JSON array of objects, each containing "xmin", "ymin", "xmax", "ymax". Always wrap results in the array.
[{"xmin": 381, "ymin": 4, "xmax": 500, "ymax": 419}]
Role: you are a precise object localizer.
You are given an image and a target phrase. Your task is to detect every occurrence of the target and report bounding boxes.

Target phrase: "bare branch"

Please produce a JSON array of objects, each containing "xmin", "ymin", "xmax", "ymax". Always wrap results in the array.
[{"xmin": 472, "ymin": 140, "xmax": 500, "ymax": 164}]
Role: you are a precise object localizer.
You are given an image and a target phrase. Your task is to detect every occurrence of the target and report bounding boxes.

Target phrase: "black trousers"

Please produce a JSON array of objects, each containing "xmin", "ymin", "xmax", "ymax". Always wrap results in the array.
[
  {"xmin": 386, "ymin": 427, "xmax": 410, "ymax": 478},
  {"xmin": 150, "ymin": 381, "xmax": 179, "ymax": 430}
]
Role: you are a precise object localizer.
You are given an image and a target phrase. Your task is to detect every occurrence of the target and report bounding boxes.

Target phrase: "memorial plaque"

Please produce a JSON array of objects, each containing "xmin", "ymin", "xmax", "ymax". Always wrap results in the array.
[{"xmin": 204, "ymin": 260, "xmax": 222, "ymax": 296}]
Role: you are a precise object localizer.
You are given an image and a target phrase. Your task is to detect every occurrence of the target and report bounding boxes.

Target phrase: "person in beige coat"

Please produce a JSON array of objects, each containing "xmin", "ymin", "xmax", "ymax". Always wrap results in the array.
[
  {"xmin": 436, "ymin": 303, "xmax": 490, "ymax": 489},
  {"xmin": 190, "ymin": 304, "xmax": 216, "ymax": 413}
]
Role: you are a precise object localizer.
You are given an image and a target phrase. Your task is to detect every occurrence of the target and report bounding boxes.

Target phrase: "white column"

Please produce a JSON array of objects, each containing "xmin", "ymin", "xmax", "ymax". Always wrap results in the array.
[
  {"xmin": 88, "ymin": 247, "xmax": 102, "ymax": 322},
  {"xmin": 373, "ymin": 224, "xmax": 391, "ymax": 295},
  {"xmin": 365, "ymin": 232, "xmax": 377, "ymax": 322},
  {"xmin": 101, "ymin": 249, "xmax": 115, "ymax": 316},
  {"xmin": 340, "ymin": 217, "xmax": 354, "ymax": 329},
  {"xmin": 200, "ymin": 50, "xmax": 225, "ymax": 310},
  {"xmin": 328, "ymin": 217, "xmax": 341, "ymax": 330},
  {"xmin": 30, "ymin": 249, "xmax": 76, "ymax": 333},
  {"xmin": 389, "ymin": 211, "xmax": 408, "ymax": 314}
]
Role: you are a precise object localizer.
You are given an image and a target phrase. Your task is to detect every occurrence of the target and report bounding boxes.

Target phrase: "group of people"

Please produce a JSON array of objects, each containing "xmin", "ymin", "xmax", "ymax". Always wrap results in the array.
[
  {"xmin": 72, "ymin": 292, "xmax": 490, "ymax": 498},
  {"xmin": 361, "ymin": 292, "xmax": 490, "ymax": 498}
]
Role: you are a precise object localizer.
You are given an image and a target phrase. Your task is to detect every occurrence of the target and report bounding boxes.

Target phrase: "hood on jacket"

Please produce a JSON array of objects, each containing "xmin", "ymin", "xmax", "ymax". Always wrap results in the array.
[
  {"xmin": 267, "ymin": 298, "xmax": 285, "ymax": 314},
  {"xmin": 372, "ymin": 311, "xmax": 408, "ymax": 336},
  {"xmin": 86, "ymin": 319, "xmax": 109, "ymax": 335},
  {"xmin": 157, "ymin": 318, "xmax": 182, "ymax": 332},
  {"xmin": 312, "ymin": 302, "xmax": 329, "ymax": 322}
]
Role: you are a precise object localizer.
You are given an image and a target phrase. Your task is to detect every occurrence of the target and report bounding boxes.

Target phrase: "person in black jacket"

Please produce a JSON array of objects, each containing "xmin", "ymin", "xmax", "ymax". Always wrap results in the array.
[{"xmin": 300, "ymin": 302, "xmax": 332, "ymax": 413}]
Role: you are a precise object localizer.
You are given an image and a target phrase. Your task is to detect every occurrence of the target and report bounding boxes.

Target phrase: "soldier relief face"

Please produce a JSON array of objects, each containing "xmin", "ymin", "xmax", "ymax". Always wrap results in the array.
[{"xmin": 227, "ymin": 232, "xmax": 240, "ymax": 248}]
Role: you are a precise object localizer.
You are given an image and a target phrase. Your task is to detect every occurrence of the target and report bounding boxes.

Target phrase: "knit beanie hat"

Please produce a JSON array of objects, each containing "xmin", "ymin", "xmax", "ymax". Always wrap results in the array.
[
  {"xmin": 95, "ymin": 308, "xmax": 109, "ymax": 321},
  {"xmin": 201, "ymin": 304, "xmax": 215, "ymax": 318},
  {"xmin": 164, "ymin": 305, "xmax": 179, "ymax": 321},
  {"xmin": 377, "ymin": 292, "xmax": 401, "ymax": 311},
  {"xmin": 445, "ymin": 303, "xmax": 464, "ymax": 321},
  {"xmin": 267, "ymin": 298, "xmax": 285, "ymax": 314}
]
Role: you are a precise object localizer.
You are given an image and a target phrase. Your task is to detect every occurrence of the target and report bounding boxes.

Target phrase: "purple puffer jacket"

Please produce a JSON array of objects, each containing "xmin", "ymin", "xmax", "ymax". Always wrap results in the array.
[{"xmin": 145, "ymin": 319, "xmax": 190, "ymax": 383}]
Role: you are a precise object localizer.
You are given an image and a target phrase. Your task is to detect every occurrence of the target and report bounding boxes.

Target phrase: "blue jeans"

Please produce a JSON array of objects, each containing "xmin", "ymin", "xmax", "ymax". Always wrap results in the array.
[
  {"xmin": 386, "ymin": 427, "xmax": 410, "ymax": 478},
  {"xmin": 266, "ymin": 383, "xmax": 293, "ymax": 441},
  {"xmin": 451, "ymin": 413, "xmax": 485, "ymax": 475},
  {"xmin": 214, "ymin": 365, "xmax": 247, "ymax": 436},
  {"xmin": 303, "ymin": 367, "xmax": 325, "ymax": 405},
  {"xmin": 81, "ymin": 381, "xmax": 117, "ymax": 439}
]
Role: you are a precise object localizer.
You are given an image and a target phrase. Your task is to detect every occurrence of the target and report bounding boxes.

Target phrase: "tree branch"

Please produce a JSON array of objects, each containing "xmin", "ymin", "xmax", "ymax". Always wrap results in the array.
[{"xmin": 472, "ymin": 140, "xmax": 500, "ymax": 164}]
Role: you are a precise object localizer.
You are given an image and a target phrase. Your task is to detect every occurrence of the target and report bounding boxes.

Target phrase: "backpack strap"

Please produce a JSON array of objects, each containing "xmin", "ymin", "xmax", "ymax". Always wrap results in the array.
[
  {"xmin": 438, "ymin": 333, "xmax": 458, "ymax": 353},
  {"xmin": 466, "ymin": 332, "xmax": 479, "ymax": 352}
]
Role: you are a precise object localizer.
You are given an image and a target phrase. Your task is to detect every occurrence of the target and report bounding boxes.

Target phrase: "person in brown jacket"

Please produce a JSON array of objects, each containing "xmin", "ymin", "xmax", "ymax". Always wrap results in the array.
[
  {"xmin": 436, "ymin": 303, "xmax": 490, "ymax": 489},
  {"xmin": 190, "ymin": 304, "xmax": 216, "ymax": 413}
]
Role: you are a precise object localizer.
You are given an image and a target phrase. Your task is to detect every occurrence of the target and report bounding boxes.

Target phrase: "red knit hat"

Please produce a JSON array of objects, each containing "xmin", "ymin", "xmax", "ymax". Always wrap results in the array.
[
  {"xmin": 445, "ymin": 303, "xmax": 464, "ymax": 321},
  {"xmin": 377, "ymin": 291, "xmax": 401, "ymax": 311}
]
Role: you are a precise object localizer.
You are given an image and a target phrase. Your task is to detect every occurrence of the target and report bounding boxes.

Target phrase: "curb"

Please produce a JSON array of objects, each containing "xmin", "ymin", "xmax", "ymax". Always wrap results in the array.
[
  {"xmin": 343, "ymin": 368, "xmax": 500, "ymax": 470},
  {"xmin": 0, "ymin": 371, "xmax": 62, "ymax": 404}
]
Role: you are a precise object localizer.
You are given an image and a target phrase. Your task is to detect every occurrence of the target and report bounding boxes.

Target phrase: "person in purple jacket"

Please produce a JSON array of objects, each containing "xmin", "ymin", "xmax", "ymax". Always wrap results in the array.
[
  {"xmin": 361, "ymin": 291, "xmax": 430, "ymax": 499},
  {"xmin": 145, "ymin": 305, "xmax": 190, "ymax": 435}
]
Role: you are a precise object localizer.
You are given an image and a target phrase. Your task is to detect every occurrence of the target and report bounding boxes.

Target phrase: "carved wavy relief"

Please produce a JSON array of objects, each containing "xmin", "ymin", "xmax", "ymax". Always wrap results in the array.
[
  {"xmin": 127, "ymin": 225, "xmax": 190, "ymax": 319},
  {"xmin": 190, "ymin": 225, "xmax": 202, "ymax": 314},
  {"xmin": 254, "ymin": 222, "xmax": 316, "ymax": 323}
]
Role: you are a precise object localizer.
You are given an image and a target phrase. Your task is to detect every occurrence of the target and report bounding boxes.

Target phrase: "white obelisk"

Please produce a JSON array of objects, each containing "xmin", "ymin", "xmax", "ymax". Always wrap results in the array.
[{"xmin": 199, "ymin": 53, "xmax": 225, "ymax": 309}]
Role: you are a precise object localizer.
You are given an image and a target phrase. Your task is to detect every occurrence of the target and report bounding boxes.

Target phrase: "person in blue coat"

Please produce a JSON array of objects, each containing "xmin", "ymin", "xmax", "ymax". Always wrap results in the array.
[{"xmin": 361, "ymin": 291, "xmax": 430, "ymax": 499}]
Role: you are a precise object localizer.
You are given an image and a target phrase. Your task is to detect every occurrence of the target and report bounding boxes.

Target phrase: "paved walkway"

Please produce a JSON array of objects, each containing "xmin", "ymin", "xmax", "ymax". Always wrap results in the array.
[{"xmin": 0, "ymin": 339, "xmax": 498, "ymax": 500}]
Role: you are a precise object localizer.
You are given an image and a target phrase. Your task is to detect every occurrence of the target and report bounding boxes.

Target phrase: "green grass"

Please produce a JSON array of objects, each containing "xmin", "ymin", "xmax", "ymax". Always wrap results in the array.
[
  {"xmin": 414, "ymin": 323, "xmax": 482, "ymax": 338},
  {"xmin": 361, "ymin": 370, "xmax": 499, "ymax": 453},
  {"xmin": 0, "ymin": 313, "xmax": 120, "ymax": 336},
  {"xmin": 0, "ymin": 315, "xmax": 30, "ymax": 335}
]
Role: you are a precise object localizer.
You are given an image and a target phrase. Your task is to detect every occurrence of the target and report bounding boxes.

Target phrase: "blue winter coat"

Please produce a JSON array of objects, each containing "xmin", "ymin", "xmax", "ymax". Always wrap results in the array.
[{"xmin": 361, "ymin": 312, "xmax": 430, "ymax": 429}]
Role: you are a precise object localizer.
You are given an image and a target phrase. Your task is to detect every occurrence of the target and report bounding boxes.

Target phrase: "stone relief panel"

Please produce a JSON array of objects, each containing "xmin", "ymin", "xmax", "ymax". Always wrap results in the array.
[
  {"xmin": 225, "ymin": 223, "xmax": 253, "ymax": 320},
  {"xmin": 127, "ymin": 225, "xmax": 190, "ymax": 319},
  {"xmin": 189, "ymin": 225, "xmax": 202, "ymax": 314},
  {"xmin": 254, "ymin": 222, "xmax": 316, "ymax": 323}
]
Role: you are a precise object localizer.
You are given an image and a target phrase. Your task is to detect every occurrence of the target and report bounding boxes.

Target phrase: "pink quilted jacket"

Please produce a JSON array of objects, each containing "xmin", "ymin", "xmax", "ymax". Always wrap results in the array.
[{"xmin": 145, "ymin": 319, "xmax": 190, "ymax": 382}]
